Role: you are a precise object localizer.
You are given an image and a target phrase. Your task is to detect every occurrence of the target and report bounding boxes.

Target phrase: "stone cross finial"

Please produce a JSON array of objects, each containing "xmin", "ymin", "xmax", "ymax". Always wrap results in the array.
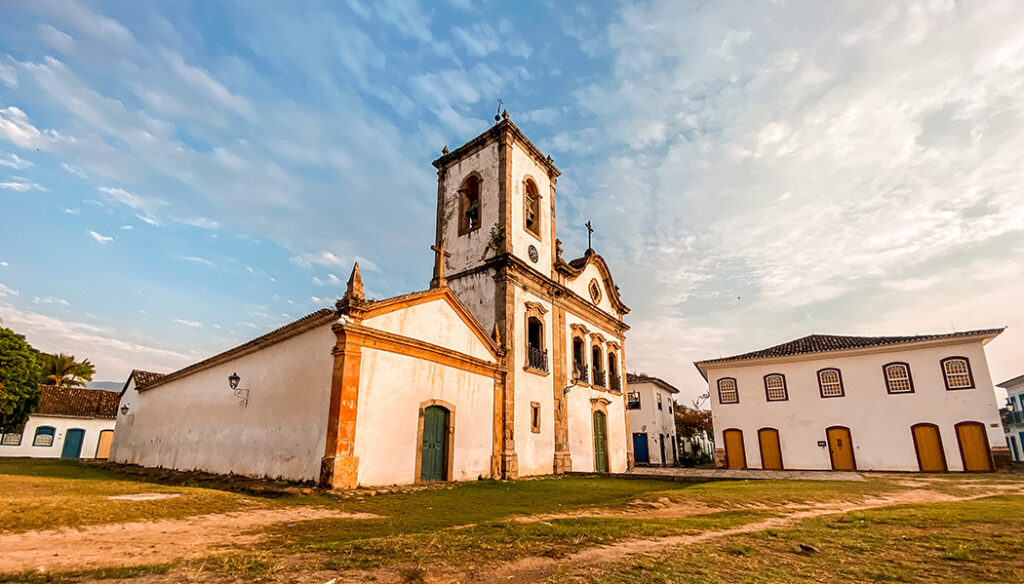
[
  {"xmin": 585, "ymin": 220, "xmax": 594, "ymax": 251},
  {"xmin": 430, "ymin": 242, "xmax": 451, "ymax": 289}
]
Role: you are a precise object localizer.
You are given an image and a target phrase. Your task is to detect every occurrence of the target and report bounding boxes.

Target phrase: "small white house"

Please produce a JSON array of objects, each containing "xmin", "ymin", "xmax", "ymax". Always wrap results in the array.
[
  {"xmin": 696, "ymin": 329, "xmax": 1008, "ymax": 472},
  {"xmin": 626, "ymin": 374, "xmax": 678, "ymax": 466},
  {"xmin": 0, "ymin": 385, "xmax": 119, "ymax": 459},
  {"xmin": 998, "ymin": 374, "xmax": 1024, "ymax": 462}
]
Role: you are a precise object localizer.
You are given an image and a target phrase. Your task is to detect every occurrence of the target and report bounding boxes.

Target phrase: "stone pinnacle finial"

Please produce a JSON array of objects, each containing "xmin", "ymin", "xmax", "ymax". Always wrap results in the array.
[
  {"xmin": 442, "ymin": 145, "xmax": 449, "ymax": 155},
  {"xmin": 343, "ymin": 262, "xmax": 364, "ymax": 302},
  {"xmin": 492, "ymin": 324, "xmax": 502, "ymax": 345},
  {"xmin": 501, "ymin": 109, "xmax": 509, "ymax": 120}
]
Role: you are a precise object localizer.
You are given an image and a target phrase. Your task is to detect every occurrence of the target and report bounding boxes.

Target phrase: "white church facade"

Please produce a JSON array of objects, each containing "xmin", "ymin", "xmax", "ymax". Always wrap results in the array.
[
  {"xmin": 110, "ymin": 114, "xmax": 632, "ymax": 488},
  {"xmin": 696, "ymin": 329, "xmax": 1008, "ymax": 473}
]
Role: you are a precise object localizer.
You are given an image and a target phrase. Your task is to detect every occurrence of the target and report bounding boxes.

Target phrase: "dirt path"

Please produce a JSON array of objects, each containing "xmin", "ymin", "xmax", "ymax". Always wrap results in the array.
[
  {"xmin": 454, "ymin": 487, "xmax": 1022, "ymax": 584},
  {"xmin": 0, "ymin": 507, "xmax": 381, "ymax": 574}
]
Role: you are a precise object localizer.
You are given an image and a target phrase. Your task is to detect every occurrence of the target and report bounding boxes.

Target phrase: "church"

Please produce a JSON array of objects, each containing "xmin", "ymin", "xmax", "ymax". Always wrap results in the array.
[{"xmin": 110, "ymin": 114, "xmax": 633, "ymax": 488}]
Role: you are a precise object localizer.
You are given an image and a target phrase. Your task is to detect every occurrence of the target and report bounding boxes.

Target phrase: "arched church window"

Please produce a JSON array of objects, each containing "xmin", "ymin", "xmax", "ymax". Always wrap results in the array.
[
  {"xmin": 607, "ymin": 351, "xmax": 620, "ymax": 391},
  {"xmin": 572, "ymin": 337, "xmax": 587, "ymax": 382},
  {"xmin": 524, "ymin": 178, "xmax": 541, "ymax": 238},
  {"xmin": 591, "ymin": 344, "xmax": 605, "ymax": 387},
  {"xmin": 458, "ymin": 175, "xmax": 481, "ymax": 235},
  {"xmin": 526, "ymin": 316, "xmax": 548, "ymax": 372}
]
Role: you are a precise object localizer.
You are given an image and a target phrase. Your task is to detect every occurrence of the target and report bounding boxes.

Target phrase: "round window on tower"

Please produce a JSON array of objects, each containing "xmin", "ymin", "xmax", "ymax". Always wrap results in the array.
[{"xmin": 589, "ymin": 279, "xmax": 602, "ymax": 304}]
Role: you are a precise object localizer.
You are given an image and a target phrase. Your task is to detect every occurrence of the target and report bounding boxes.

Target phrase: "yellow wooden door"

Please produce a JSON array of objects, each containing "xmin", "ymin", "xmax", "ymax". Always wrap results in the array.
[
  {"xmin": 95, "ymin": 430, "xmax": 114, "ymax": 459},
  {"xmin": 723, "ymin": 429, "xmax": 746, "ymax": 469},
  {"xmin": 758, "ymin": 428, "xmax": 783, "ymax": 470},
  {"xmin": 912, "ymin": 424, "xmax": 946, "ymax": 472},
  {"xmin": 827, "ymin": 427, "xmax": 856, "ymax": 470},
  {"xmin": 956, "ymin": 422, "xmax": 993, "ymax": 472}
]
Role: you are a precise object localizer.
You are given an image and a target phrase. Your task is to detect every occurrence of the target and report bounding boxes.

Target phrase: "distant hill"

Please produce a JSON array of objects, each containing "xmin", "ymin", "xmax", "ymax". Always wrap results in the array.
[{"xmin": 89, "ymin": 381, "xmax": 123, "ymax": 392}]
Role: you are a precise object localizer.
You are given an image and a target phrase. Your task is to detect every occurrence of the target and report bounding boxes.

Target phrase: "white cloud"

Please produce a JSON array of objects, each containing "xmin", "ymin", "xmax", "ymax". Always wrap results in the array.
[
  {"xmin": 0, "ymin": 152, "xmax": 32, "ymax": 169},
  {"xmin": 311, "ymin": 273, "xmax": 343, "ymax": 287},
  {"xmin": 60, "ymin": 162, "xmax": 88, "ymax": 178},
  {"xmin": 0, "ymin": 261, "xmax": 8, "ymax": 267},
  {"xmin": 175, "ymin": 216, "xmax": 220, "ymax": 230},
  {"xmin": 0, "ymin": 106, "xmax": 65, "ymax": 149},
  {"xmin": 0, "ymin": 302, "xmax": 193, "ymax": 381},
  {"xmin": 87, "ymin": 230, "xmax": 113, "ymax": 244},
  {"xmin": 290, "ymin": 250, "xmax": 378, "ymax": 272},
  {"xmin": 120, "ymin": 224, "xmax": 133, "ymax": 230},
  {"xmin": 0, "ymin": 178, "xmax": 48, "ymax": 192},
  {"xmin": 33, "ymin": 296, "xmax": 70, "ymax": 306},
  {"xmin": 310, "ymin": 296, "xmax": 333, "ymax": 306},
  {"xmin": 97, "ymin": 186, "xmax": 162, "ymax": 224},
  {"xmin": 167, "ymin": 254, "xmax": 217, "ymax": 268},
  {"xmin": 0, "ymin": 282, "xmax": 18, "ymax": 297},
  {"xmin": 171, "ymin": 318, "xmax": 202, "ymax": 328}
]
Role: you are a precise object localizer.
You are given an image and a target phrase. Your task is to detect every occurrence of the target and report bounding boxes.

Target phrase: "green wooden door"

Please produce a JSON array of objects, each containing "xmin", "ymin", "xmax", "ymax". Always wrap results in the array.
[
  {"xmin": 593, "ymin": 411, "xmax": 608, "ymax": 473},
  {"xmin": 421, "ymin": 406, "xmax": 448, "ymax": 482},
  {"xmin": 61, "ymin": 429, "xmax": 85, "ymax": 459}
]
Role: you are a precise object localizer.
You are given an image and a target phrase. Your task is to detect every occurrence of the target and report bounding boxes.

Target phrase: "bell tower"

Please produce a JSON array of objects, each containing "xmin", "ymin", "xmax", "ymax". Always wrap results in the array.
[{"xmin": 430, "ymin": 112, "xmax": 561, "ymax": 334}]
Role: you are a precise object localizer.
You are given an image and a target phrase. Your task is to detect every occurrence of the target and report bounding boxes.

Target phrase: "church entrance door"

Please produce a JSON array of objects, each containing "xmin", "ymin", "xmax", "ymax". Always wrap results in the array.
[
  {"xmin": 420, "ymin": 406, "xmax": 449, "ymax": 482},
  {"xmin": 593, "ymin": 411, "xmax": 609, "ymax": 472}
]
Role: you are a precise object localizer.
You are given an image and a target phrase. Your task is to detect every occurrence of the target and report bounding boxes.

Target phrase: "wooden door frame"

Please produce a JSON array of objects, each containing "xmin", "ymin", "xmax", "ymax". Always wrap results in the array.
[
  {"xmin": 757, "ymin": 427, "xmax": 784, "ymax": 470},
  {"xmin": 954, "ymin": 421, "xmax": 994, "ymax": 472},
  {"xmin": 414, "ymin": 399, "xmax": 456, "ymax": 484},
  {"xmin": 825, "ymin": 425, "xmax": 856, "ymax": 471},
  {"xmin": 723, "ymin": 428, "xmax": 747, "ymax": 469},
  {"xmin": 910, "ymin": 423, "xmax": 947, "ymax": 472}
]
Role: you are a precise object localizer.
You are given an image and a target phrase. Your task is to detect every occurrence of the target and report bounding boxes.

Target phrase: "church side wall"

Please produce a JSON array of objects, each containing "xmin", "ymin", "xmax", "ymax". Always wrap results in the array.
[
  {"xmin": 513, "ymin": 288, "xmax": 555, "ymax": 476},
  {"xmin": 110, "ymin": 324, "xmax": 335, "ymax": 482},
  {"xmin": 707, "ymin": 340, "xmax": 1003, "ymax": 472},
  {"xmin": 353, "ymin": 347, "xmax": 495, "ymax": 486},
  {"xmin": 442, "ymin": 142, "xmax": 500, "ymax": 275},
  {"xmin": 562, "ymin": 310, "xmax": 629, "ymax": 473}
]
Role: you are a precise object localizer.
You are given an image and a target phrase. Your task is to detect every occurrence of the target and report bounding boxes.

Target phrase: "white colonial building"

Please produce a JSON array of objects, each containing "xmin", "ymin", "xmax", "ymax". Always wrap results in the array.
[
  {"xmin": 0, "ymin": 385, "xmax": 118, "ymax": 459},
  {"xmin": 111, "ymin": 114, "xmax": 632, "ymax": 488},
  {"xmin": 625, "ymin": 374, "xmax": 678, "ymax": 466},
  {"xmin": 998, "ymin": 374, "xmax": 1024, "ymax": 463},
  {"xmin": 696, "ymin": 329, "xmax": 1008, "ymax": 472}
]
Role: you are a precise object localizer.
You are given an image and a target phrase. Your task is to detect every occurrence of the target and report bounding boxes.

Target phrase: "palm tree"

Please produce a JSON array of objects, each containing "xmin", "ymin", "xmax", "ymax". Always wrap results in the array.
[{"xmin": 41, "ymin": 353, "xmax": 95, "ymax": 387}]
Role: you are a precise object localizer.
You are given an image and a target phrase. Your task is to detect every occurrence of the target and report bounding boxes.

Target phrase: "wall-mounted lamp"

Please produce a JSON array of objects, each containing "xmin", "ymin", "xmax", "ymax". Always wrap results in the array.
[
  {"xmin": 120, "ymin": 405, "xmax": 129, "ymax": 415},
  {"xmin": 228, "ymin": 372, "xmax": 250, "ymax": 407}
]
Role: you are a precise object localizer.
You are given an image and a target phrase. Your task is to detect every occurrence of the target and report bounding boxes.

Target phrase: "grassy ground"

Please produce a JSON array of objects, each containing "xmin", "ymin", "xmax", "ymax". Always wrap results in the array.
[
  {"xmin": 0, "ymin": 459, "xmax": 258, "ymax": 533},
  {"xmin": 549, "ymin": 494, "xmax": 1024, "ymax": 584},
  {"xmin": 2, "ymin": 459, "xmax": 1023, "ymax": 583}
]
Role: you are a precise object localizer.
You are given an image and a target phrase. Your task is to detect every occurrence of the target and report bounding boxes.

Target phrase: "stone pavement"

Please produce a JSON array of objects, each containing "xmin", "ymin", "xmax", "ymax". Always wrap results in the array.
[{"xmin": 621, "ymin": 466, "xmax": 865, "ymax": 482}]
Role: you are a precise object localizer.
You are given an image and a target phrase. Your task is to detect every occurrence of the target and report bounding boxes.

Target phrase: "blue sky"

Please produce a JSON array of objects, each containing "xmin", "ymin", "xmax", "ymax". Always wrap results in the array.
[{"xmin": 1, "ymin": 1, "xmax": 1022, "ymax": 404}]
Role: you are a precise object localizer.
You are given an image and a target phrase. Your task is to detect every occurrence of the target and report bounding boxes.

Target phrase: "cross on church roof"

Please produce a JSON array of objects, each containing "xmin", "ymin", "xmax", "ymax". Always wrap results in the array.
[
  {"xmin": 585, "ymin": 220, "xmax": 594, "ymax": 251},
  {"xmin": 430, "ymin": 242, "xmax": 451, "ymax": 289}
]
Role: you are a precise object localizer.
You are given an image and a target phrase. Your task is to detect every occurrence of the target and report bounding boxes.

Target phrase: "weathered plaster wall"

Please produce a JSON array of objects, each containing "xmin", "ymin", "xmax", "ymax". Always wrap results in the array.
[
  {"xmin": 508, "ymin": 143, "xmax": 552, "ymax": 273},
  {"xmin": 448, "ymin": 271, "xmax": 496, "ymax": 335},
  {"xmin": 353, "ymin": 347, "xmax": 495, "ymax": 486},
  {"xmin": 626, "ymin": 381, "xmax": 678, "ymax": 465},
  {"xmin": 363, "ymin": 297, "xmax": 494, "ymax": 362},
  {"xmin": 110, "ymin": 324, "xmax": 336, "ymax": 482},
  {"xmin": 708, "ymin": 339, "xmax": 1004, "ymax": 472},
  {"xmin": 513, "ymin": 288, "xmax": 556, "ymax": 476},
  {"xmin": 441, "ymin": 141, "xmax": 500, "ymax": 275},
  {"xmin": 0, "ymin": 414, "xmax": 114, "ymax": 458}
]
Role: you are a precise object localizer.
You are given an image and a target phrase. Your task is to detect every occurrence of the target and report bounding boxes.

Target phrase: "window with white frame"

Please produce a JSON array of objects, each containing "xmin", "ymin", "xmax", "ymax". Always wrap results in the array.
[
  {"xmin": 818, "ymin": 368, "xmax": 844, "ymax": 398},
  {"xmin": 717, "ymin": 378, "xmax": 738, "ymax": 404},
  {"xmin": 884, "ymin": 363, "xmax": 914, "ymax": 394},
  {"xmin": 941, "ymin": 357, "xmax": 974, "ymax": 390},
  {"xmin": 1, "ymin": 431, "xmax": 22, "ymax": 446},
  {"xmin": 764, "ymin": 374, "xmax": 788, "ymax": 401}
]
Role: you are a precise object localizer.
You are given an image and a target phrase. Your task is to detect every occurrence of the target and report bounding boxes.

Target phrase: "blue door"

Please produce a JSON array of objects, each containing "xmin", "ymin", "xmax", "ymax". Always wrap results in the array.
[
  {"xmin": 61, "ymin": 429, "xmax": 85, "ymax": 459},
  {"xmin": 633, "ymin": 433, "xmax": 649, "ymax": 463}
]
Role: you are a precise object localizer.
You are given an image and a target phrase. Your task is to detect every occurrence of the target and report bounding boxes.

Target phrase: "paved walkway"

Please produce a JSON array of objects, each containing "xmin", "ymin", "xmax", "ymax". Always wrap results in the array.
[{"xmin": 622, "ymin": 466, "xmax": 864, "ymax": 482}]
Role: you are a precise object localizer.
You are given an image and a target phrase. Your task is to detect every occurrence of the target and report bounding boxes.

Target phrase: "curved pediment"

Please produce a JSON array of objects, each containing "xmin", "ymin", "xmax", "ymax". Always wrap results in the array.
[{"xmin": 555, "ymin": 249, "xmax": 630, "ymax": 315}]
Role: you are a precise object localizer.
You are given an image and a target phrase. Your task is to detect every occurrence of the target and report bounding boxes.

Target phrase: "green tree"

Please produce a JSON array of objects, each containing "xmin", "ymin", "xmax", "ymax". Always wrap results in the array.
[
  {"xmin": 41, "ymin": 353, "xmax": 96, "ymax": 387},
  {"xmin": 0, "ymin": 327, "xmax": 43, "ymax": 433}
]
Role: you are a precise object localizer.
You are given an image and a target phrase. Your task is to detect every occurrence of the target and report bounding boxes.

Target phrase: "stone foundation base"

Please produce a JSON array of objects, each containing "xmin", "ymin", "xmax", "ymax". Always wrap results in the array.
[
  {"xmin": 714, "ymin": 448, "xmax": 727, "ymax": 469},
  {"xmin": 992, "ymin": 446, "xmax": 1013, "ymax": 471},
  {"xmin": 320, "ymin": 455, "xmax": 360, "ymax": 489}
]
